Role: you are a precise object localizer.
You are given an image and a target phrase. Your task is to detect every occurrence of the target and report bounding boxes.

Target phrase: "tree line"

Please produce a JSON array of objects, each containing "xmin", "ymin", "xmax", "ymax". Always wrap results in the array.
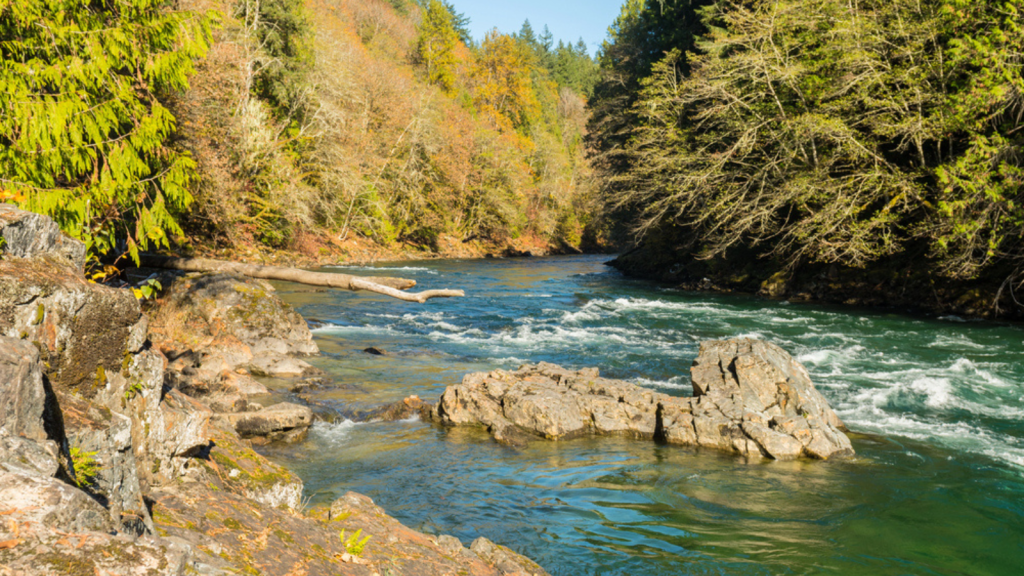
[{"xmin": 590, "ymin": 0, "xmax": 1024, "ymax": 304}]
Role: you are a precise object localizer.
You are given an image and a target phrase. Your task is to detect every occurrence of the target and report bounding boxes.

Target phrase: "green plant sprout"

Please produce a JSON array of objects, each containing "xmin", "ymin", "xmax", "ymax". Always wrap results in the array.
[
  {"xmin": 339, "ymin": 528, "xmax": 371, "ymax": 556},
  {"xmin": 70, "ymin": 446, "xmax": 100, "ymax": 487}
]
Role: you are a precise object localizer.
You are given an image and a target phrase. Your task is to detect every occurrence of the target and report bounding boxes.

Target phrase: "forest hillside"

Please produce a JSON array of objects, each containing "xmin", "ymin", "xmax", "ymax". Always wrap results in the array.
[
  {"xmin": 590, "ymin": 0, "xmax": 1024, "ymax": 318},
  {"xmin": 173, "ymin": 0, "xmax": 605, "ymax": 260},
  {"xmin": 1, "ymin": 0, "xmax": 603, "ymax": 265}
]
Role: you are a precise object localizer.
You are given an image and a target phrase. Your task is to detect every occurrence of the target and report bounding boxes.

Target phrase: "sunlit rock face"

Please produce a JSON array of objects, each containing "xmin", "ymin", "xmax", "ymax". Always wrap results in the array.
[{"xmin": 433, "ymin": 338, "xmax": 854, "ymax": 461}]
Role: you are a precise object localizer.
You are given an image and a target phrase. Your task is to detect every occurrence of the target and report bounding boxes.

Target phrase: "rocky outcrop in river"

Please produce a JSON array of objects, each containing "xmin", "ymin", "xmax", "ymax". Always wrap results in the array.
[
  {"xmin": 432, "ymin": 339, "xmax": 854, "ymax": 460},
  {"xmin": 0, "ymin": 205, "xmax": 548, "ymax": 576}
]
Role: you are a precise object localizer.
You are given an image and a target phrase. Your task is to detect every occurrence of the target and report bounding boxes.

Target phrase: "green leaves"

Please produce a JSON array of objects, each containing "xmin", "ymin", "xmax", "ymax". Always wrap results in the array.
[
  {"xmin": 600, "ymin": 0, "xmax": 1024, "ymax": 280},
  {"xmin": 417, "ymin": 0, "xmax": 460, "ymax": 93},
  {"xmin": 0, "ymin": 0, "xmax": 215, "ymax": 264}
]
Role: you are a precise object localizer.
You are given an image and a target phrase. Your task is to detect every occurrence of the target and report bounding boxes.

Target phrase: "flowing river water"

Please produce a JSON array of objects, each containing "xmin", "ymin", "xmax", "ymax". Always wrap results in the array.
[{"xmin": 257, "ymin": 255, "xmax": 1024, "ymax": 575}]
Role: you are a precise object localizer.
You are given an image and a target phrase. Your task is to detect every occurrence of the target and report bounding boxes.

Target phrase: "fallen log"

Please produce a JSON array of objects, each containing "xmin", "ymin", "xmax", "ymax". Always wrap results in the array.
[{"xmin": 140, "ymin": 255, "xmax": 465, "ymax": 303}]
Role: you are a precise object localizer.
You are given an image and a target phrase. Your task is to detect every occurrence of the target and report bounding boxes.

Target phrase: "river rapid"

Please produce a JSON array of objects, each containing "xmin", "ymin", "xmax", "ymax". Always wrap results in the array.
[{"xmin": 258, "ymin": 255, "xmax": 1024, "ymax": 576}]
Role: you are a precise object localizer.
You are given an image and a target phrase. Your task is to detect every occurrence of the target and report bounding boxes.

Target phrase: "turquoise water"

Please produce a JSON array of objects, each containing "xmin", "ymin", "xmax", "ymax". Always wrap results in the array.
[{"xmin": 259, "ymin": 255, "xmax": 1024, "ymax": 575}]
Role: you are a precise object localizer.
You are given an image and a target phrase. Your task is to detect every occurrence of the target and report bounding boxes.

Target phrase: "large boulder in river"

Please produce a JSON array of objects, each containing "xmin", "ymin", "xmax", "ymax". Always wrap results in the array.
[
  {"xmin": 688, "ymin": 339, "xmax": 852, "ymax": 459},
  {"xmin": 432, "ymin": 339, "xmax": 854, "ymax": 460}
]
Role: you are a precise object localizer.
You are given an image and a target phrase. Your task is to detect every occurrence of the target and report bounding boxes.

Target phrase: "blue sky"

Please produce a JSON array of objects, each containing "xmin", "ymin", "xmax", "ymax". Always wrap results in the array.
[{"xmin": 452, "ymin": 0, "xmax": 625, "ymax": 56}]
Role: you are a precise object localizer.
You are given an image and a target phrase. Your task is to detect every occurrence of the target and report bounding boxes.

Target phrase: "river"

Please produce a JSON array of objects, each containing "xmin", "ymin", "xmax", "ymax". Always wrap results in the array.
[{"xmin": 257, "ymin": 254, "xmax": 1024, "ymax": 576}]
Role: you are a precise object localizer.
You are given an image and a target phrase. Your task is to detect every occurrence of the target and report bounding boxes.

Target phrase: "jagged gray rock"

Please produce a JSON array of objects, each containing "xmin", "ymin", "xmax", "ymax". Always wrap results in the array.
[
  {"xmin": 433, "ymin": 339, "xmax": 854, "ymax": 461},
  {"xmin": 0, "ymin": 338, "xmax": 49, "ymax": 441},
  {"xmin": 0, "ymin": 203, "xmax": 86, "ymax": 271},
  {"xmin": 0, "ymin": 436, "xmax": 61, "ymax": 477},
  {"xmin": 0, "ymin": 467, "xmax": 111, "ymax": 533},
  {"xmin": 0, "ymin": 254, "xmax": 146, "ymax": 398}
]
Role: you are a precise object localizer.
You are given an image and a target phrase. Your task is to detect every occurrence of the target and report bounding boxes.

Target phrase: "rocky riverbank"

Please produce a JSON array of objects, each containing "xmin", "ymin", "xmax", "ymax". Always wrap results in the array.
[
  {"xmin": 609, "ymin": 242, "xmax": 1024, "ymax": 322},
  {"xmin": 0, "ymin": 205, "xmax": 546, "ymax": 576}
]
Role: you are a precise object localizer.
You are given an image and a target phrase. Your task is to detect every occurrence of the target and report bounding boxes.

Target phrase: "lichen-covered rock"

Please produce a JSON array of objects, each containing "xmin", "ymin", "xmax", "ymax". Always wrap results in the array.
[
  {"xmin": 0, "ymin": 204, "xmax": 85, "ymax": 271},
  {"xmin": 433, "ymin": 339, "xmax": 854, "ymax": 461},
  {"xmin": 0, "ymin": 258, "xmax": 144, "ymax": 398},
  {"xmin": 0, "ymin": 468, "xmax": 111, "ymax": 533},
  {"xmin": 0, "ymin": 534, "xmax": 194, "ymax": 576},
  {"xmin": 61, "ymin": 392, "xmax": 147, "ymax": 530},
  {"xmin": 0, "ymin": 436, "xmax": 61, "ymax": 477},
  {"xmin": 470, "ymin": 536, "xmax": 550, "ymax": 576},
  {"xmin": 146, "ymin": 272, "xmax": 318, "ymax": 376}
]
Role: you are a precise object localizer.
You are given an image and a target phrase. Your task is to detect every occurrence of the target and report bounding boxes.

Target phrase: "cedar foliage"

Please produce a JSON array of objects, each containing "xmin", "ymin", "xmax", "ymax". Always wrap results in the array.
[
  {"xmin": 0, "ymin": 0, "xmax": 215, "ymax": 263},
  {"xmin": 593, "ymin": 0, "xmax": 1024, "ymax": 302}
]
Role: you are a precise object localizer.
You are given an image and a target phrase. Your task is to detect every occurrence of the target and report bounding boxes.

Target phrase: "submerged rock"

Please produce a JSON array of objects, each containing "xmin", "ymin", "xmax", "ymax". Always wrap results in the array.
[{"xmin": 432, "ymin": 339, "xmax": 854, "ymax": 460}]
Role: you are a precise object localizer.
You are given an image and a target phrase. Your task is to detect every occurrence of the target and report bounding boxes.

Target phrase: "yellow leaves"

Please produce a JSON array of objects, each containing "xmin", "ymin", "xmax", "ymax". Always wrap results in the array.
[
  {"xmin": 470, "ymin": 31, "xmax": 542, "ymax": 133},
  {"xmin": 0, "ymin": 189, "xmax": 26, "ymax": 204}
]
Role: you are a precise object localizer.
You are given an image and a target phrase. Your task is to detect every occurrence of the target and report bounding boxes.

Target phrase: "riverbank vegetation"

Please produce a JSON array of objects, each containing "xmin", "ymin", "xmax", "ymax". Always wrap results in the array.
[{"xmin": 590, "ymin": 0, "xmax": 1024, "ymax": 315}]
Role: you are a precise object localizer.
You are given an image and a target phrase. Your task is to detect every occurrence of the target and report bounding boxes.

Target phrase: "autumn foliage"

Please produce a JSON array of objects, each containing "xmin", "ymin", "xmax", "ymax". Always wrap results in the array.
[{"xmin": 176, "ymin": 0, "xmax": 600, "ymax": 253}]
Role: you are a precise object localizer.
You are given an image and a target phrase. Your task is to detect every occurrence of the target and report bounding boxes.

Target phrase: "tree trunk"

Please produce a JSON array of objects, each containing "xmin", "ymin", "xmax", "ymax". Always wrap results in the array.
[{"xmin": 140, "ymin": 255, "xmax": 465, "ymax": 303}]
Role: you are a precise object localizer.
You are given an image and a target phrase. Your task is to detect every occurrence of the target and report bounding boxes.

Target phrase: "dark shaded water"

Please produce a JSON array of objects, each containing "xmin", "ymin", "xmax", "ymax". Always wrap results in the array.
[{"xmin": 258, "ymin": 255, "xmax": 1024, "ymax": 575}]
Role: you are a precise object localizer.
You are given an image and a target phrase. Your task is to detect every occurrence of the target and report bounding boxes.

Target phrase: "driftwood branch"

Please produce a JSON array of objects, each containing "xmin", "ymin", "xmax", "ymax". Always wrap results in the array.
[{"xmin": 140, "ymin": 255, "xmax": 465, "ymax": 303}]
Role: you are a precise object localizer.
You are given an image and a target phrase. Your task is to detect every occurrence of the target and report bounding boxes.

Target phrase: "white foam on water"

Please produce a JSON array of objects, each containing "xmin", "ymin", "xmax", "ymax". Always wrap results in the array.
[
  {"xmin": 560, "ymin": 307, "xmax": 604, "ymax": 324},
  {"xmin": 429, "ymin": 321, "xmax": 465, "ymax": 332},
  {"xmin": 908, "ymin": 377, "xmax": 954, "ymax": 408},
  {"xmin": 796, "ymin": 345, "xmax": 865, "ymax": 367},
  {"xmin": 949, "ymin": 357, "xmax": 1010, "ymax": 388},
  {"xmin": 402, "ymin": 311, "xmax": 447, "ymax": 322},
  {"xmin": 927, "ymin": 333, "xmax": 990, "ymax": 350},
  {"xmin": 312, "ymin": 324, "xmax": 398, "ymax": 336},
  {"xmin": 311, "ymin": 419, "xmax": 361, "ymax": 446},
  {"xmin": 840, "ymin": 409, "xmax": 1024, "ymax": 470},
  {"xmin": 633, "ymin": 376, "xmax": 690, "ymax": 391},
  {"xmin": 487, "ymin": 357, "xmax": 528, "ymax": 366}
]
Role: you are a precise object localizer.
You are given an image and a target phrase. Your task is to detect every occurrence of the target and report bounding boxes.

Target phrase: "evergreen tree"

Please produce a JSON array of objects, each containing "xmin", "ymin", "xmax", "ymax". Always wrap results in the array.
[
  {"xmin": 416, "ymin": 0, "xmax": 460, "ymax": 92},
  {"xmin": 0, "ymin": 0, "xmax": 214, "ymax": 263},
  {"xmin": 589, "ymin": 0, "xmax": 713, "ymax": 185},
  {"xmin": 518, "ymin": 19, "xmax": 538, "ymax": 47},
  {"xmin": 444, "ymin": 0, "xmax": 472, "ymax": 45},
  {"xmin": 538, "ymin": 25, "xmax": 556, "ymax": 69},
  {"xmin": 246, "ymin": 0, "xmax": 311, "ymax": 117}
]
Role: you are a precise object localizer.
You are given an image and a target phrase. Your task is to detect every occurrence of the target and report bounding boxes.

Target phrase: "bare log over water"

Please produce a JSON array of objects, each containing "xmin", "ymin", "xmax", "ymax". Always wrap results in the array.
[{"xmin": 140, "ymin": 255, "xmax": 465, "ymax": 303}]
